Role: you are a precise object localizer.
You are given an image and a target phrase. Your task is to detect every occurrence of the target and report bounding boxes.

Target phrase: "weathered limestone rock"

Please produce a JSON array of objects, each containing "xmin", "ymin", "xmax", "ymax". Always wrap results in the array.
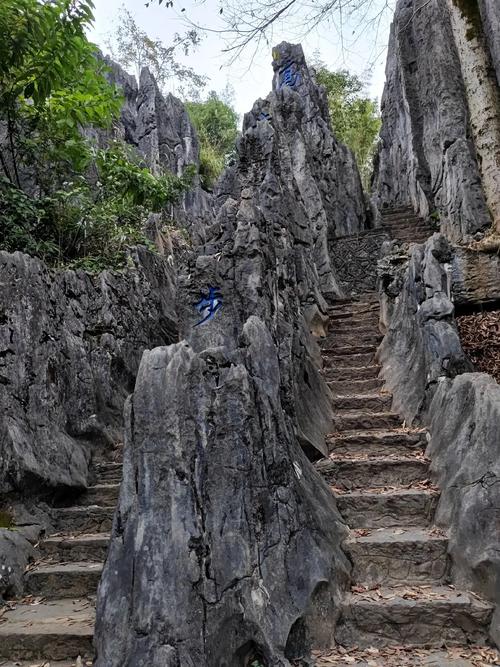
[
  {"xmin": 427, "ymin": 373, "xmax": 500, "ymax": 645},
  {"xmin": 446, "ymin": 0, "xmax": 500, "ymax": 232},
  {"xmin": 103, "ymin": 57, "xmax": 214, "ymax": 234},
  {"xmin": 451, "ymin": 246, "xmax": 500, "ymax": 306},
  {"xmin": 479, "ymin": 0, "xmax": 500, "ymax": 84},
  {"xmin": 373, "ymin": 0, "xmax": 493, "ymax": 241},
  {"xmin": 377, "ymin": 236, "xmax": 500, "ymax": 645},
  {"xmin": 0, "ymin": 248, "xmax": 176, "ymax": 495},
  {"xmin": 0, "ymin": 529, "xmax": 34, "ymax": 599},
  {"xmin": 377, "ymin": 234, "xmax": 472, "ymax": 422},
  {"xmin": 95, "ymin": 42, "xmax": 364, "ymax": 665},
  {"xmin": 95, "ymin": 330, "xmax": 349, "ymax": 667}
]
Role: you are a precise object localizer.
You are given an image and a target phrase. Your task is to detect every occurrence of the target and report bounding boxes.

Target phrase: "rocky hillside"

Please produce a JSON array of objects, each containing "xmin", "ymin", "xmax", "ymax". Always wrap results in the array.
[
  {"xmin": 0, "ymin": 8, "xmax": 500, "ymax": 666},
  {"xmin": 373, "ymin": 0, "xmax": 500, "ymax": 242}
]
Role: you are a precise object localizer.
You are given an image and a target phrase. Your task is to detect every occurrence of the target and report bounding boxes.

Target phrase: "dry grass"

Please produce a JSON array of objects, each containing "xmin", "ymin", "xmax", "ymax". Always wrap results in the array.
[{"xmin": 456, "ymin": 310, "xmax": 500, "ymax": 382}]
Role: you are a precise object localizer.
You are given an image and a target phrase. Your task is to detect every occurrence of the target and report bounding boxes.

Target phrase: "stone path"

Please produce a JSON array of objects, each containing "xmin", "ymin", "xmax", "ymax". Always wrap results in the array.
[
  {"xmin": 314, "ymin": 285, "xmax": 497, "ymax": 664},
  {"xmin": 0, "ymin": 208, "xmax": 498, "ymax": 665},
  {"xmin": 0, "ymin": 447, "xmax": 121, "ymax": 663}
]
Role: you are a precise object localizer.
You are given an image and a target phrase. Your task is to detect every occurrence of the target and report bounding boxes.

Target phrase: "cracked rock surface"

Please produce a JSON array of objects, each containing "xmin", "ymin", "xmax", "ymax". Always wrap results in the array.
[
  {"xmin": 94, "ymin": 42, "xmax": 362, "ymax": 666},
  {"xmin": 0, "ymin": 248, "xmax": 177, "ymax": 495},
  {"xmin": 427, "ymin": 373, "xmax": 500, "ymax": 646},
  {"xmin": 373, "ymin": 0, "xmax": 492, "ymax": 241},
  {"xmin": 377, "ymin": 235, "xmax": 500, "ymax": 645}
]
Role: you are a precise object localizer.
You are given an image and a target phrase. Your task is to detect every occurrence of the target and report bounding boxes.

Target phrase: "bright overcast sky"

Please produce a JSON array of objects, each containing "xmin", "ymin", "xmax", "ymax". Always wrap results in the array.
[{"xmin": 89, "ymin": 0, "xmax": 394, "ymax": 118}]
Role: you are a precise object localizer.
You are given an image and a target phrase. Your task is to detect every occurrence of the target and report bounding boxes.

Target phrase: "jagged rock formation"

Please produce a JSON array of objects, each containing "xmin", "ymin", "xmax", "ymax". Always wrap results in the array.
[
  {"xmin": 377, "ymin": 232, "xmax": 500, "ymax": 645},
  {"xmin": 378, "ymin": 233, "xmax": 472, "ymax": 422},
  {"xmin": 0, "ymin": 248, "xmax": 176, "ymax": 497},
  {"xmin": 93, "ymin": 42, "xmax": 368, "ymax": 666},
  {"xmin": 373, "ymin": 0, "xmax": 500, "ymax": 241},
  {"xmin": 427, "ymin": 373, "xmax": 500, "ymax": 647},
  {"xmin": 103, "ymin": 57, "xmax": 214, "ymax": 233}
]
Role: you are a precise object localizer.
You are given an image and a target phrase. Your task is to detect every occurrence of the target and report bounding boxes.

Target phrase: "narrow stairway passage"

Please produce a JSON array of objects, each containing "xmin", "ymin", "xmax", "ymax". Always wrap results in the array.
[
  {"xmin": 0, "ymin": 447, "xmax": 122, "ymax": 663},
  {"xmin": 314, "ymin": 291, "xmax": 496, "ymax": 665}
]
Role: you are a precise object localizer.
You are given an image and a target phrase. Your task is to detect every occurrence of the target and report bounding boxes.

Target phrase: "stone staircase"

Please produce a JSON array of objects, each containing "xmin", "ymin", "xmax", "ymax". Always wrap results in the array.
[
  {"xmin": 0, "ymin": 449, "xmax": 121, "ymax": 664},
  {"xmin": 381, "ymin": 206, "xmax": 436, "ymax": 244},
  {"xmin": 315, "ymin": 295, "xmax": 495, "ymax": 664}
]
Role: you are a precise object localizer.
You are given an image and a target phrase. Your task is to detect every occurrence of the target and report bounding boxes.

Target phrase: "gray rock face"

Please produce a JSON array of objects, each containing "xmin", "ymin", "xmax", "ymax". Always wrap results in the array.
[
  {"xmin": 479, "ymin": 0, "xmax": 500, "ymax": 84},
  {"xmin": 427, "ymin": 373, "xmax": 500, "ymax": 645},
  {"xmin": 377, "ymin": 234, "xmax": 472, "ymax": 422},
  {"xmin": 103, "ymin": 57, "xmax": 214, "ymax": 233},
  {"xmin": 0, "ymin": 248, "xmax": 177, "ymax": 495},
  {"xmin": 373, "ymin": 0, "xmax": 492, "ymax": 241},
  {"xmin": 94, "ymin": 42, "xmax": 365, "ymax": 665},
  {"xmin": 0, "ymin": 529, "xmax": 34, "ymax": 599},
  {"xmin": 95, "ymin": 332, "xmax": 349, "ymax": 667},
  {"xmin": 451, "ymin": 246, "xmax": 500, "ymax": 306},
  {"xmin": 377, "ymin": 236, "xmax": 500, "ymax": 644}
]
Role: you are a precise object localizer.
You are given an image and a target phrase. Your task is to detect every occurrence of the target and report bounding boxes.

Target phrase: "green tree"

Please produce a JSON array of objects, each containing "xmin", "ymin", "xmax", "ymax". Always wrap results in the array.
[
  {"xmin": 106, "ymin": 6, "xmax": 206, "ymax": 98},
  {"xmin": 314, "ymin": 67, "xmax": 381, "ymax": 190},
  {"xmin": 0, "ymin": 0, "xmax": 193, "ymax": 270},
  {"xmin": 186, "ymin": 92, "xmax": 239, "ymax": 189}
]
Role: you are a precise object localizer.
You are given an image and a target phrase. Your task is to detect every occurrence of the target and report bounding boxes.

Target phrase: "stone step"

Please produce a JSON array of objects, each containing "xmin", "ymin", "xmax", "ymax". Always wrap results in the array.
[
  {"xmin": 336, "ymin": 586, "xmax": 493, "ymax": 648},
  {"xmin": 324, "ymin": 343, "xmax": 378, "ymax": 356},
  {"xmin": 345, "ymin": 527, "xmax": 449, "ymax": 586},
  {"xmin": 324, "ymin": 352, "xmax": 376, "ymax": 368},
  {"xmin": 327, "ymin": 322, "xmax": 381, "ymax": 335},
  {"xmin": 327, "ymin": 315, "xmax": 380, "ymax": 328},
  {"xmin": 331, "ymin": 393, "xmax": 392, "ymax": 412},
  {"xmin": 26, "ymin": 561, "xmax": 103, "ymax": 598},
  {"xmin": 321, "ymin": 333, "xmax": 382, "ymax": 348},
  {"xmin": 317, "ymin": 456, "xmax": 429, "ymax": 490},
  {"xmin": 326, "ymin": 429, "xmax": 427, "ymax": 457},
  {"xmin": 77, "ymin": 483, "xmax": 120, "ymax": 506},
  {"xmin": 323, "ymin": 365, "xmax": 381, "ymax": 381},
  {"xmin": 93, "ymin": 462, "xmax": 122, "ymax": 483},
  {"xmin": 40, "ymin": 533, "xmax": 110, "ymax": 562},
  {"xmin": 383, "ymin": 222, "xmax": 431, "ymax": 230},
  {"xmin": 0, "ymin": 598, "xmax": 94, "ymax": 661},
  {"xmin": 328, "ymin": 377, "xmax": 384, "ymax": 395},
  {"xmin": 328, "ymin": 308, "xmax": 379, "ymax": 321},
  {"xmin": 333, "ymin": 411, "xmax": 402, "ymax": 432},
  {"xmin": 51, "ymin": 506, "xmax": 115, "ymax": 533},
  {"xmin": 336, "ymin": 488, "xmax": 439, "ymax": 528},
  {"xmin": 314, "ymin": 647, "xmax": 499, "ymax": 666}
]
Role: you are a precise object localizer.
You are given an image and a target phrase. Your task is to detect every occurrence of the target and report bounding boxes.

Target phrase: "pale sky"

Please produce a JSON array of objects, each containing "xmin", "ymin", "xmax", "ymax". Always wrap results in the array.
[{"xmin": 88, "ymin": 0, "xmax": 394, "ymax": 118}]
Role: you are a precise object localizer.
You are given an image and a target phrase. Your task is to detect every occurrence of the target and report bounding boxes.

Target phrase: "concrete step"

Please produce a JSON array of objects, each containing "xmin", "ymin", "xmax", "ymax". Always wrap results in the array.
[
  {"xmin": 0, "ymin": 598, "xmax": 94, "ymax": 661},
  {"xmin": 77, "ymin": 483, "xmax": 120, "ymax": 506},
  {"xmin": 327, "ymin": 377, "xmax": 384, "ymax": 395},
  {"xmin": 333, "ymin": 411, "xmax": 402, "ymax": 432},
  {"xmin": 323, "ymin": 365, "xmax": 381, "ymax": 381},
  {"xmin": 336, "ymin": 586, "xmax": 493, "ymax": 648},
  {"xmin": 345, "ymin": 527, "xmax": 449, "ymax": 586},
  {"xmin": 331, "ymin": 393, "xmax": 392, "ymax": 412},
  {"xmin": 52, "ymin": 506, "xmax": 115, "ymax": 533},
  {"xmin": 324, "ymin": 352, "xmax": 376, "ymax": 368},
  {"xmin": 326, "ymin": 429, "xmax": 427, "ymax": 457},
  {"xmin": 26, "ymin": 561, "xmax": 103, "ymax": 598},
  {"xmin": 336, "ymin": 488, "xmax": 439, "ymax": 528},
  {"xmin": 317, "ymin": 456, "xmax": 429, "ymax": 490},
  {"xmin": 40, "ymin": 533, "xmax": 110, "ymax": 562}
]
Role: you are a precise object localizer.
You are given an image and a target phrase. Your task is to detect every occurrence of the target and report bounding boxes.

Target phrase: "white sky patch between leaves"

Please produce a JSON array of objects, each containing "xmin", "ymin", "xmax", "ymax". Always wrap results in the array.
[{"xmin": 88, "ymin": 0, "xmax": 393, "ymax": 119}]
